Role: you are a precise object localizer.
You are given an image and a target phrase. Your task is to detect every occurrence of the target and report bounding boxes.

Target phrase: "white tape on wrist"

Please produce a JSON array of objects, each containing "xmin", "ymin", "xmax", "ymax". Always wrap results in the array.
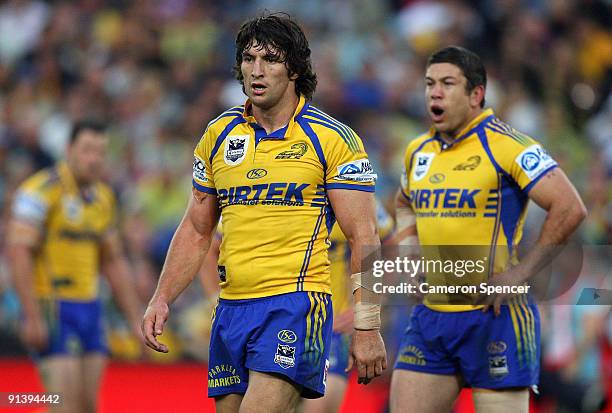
[
  {"xmin": 354, "ymin": 302, "xmax": 381, "ymax": 330},
  {"xmin": 396, "ymin": 205, "xmax": 416, "ymax": 231}
]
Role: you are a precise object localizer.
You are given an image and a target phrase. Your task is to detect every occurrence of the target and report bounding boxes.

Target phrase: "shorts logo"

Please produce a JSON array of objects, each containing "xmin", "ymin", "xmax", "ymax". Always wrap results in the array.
[
  {"xmin": 397, "ymin": 345, "xmax": 426, "ymax": 366},
  {"xmin": 335, "ymin": 158, "xmax": 377, "ymax": 183},
  {"xmin": 515, "ymin": 144, "xmax": 557, "ymax": 180},
  {"xmin": 276, "ymin": 142, "xmax": 308, "ymax": 159},
  {"xmin": 487, "ymin": 341, "xmax": 507, "ymax": 354},
  {"xmin": 429, "ymin": 173, "xmax": 445, "ymax": 184},
  {"xmin": 453, "ymin": 155, "xmax": 481, "ymax": 171},
  {"xmin": 224, "ymin": 135, "xmax": 249, "ymax": 165},
  {"xmin": 277, "ymin": 330, "xmax": 297, "ymax": 344},
  {"xmin": 488, "ymin": 355, "xmax": 509, "ymax": 379},
  {"xmin": 274, "ymin": 344, "xmax": 296, "ymax": 369},
  {"xmin": 193, "ymin": 156, "xmax": 208, "ymax": 182},
  {"xmin": 413, "ymin": 153, "xmax": 435, "ymax": 182},
  {"xmin": 246, "ymin": 168, "xmax": 267, "ymax": 179}
]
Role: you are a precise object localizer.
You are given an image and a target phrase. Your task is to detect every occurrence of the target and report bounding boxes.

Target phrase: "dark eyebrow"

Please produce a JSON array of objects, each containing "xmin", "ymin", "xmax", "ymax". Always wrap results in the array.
[{"xmin": 425, "ymin": 76, "xmax": 458, "ymax": 82}]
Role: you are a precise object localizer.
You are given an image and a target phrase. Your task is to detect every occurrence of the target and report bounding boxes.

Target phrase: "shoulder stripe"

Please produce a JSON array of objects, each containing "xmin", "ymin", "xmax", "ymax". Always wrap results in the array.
[
  {"xmin": 302, "ymin": 113, "xmax": 360, "ymax": 153},
  {"xmin": 487, "ymin": 119, "xmax": 533, "ymax": 146},
  {"xmin": 205, "ymin": 106, "xmax": 244, "ymax": 131},
  {"xmin": 297, "ymin": 119, "xmax": 327, "ymax": 171},
  {"xmin": 308, "ymin": 107, "xmax": 360, "ymax": 151}
]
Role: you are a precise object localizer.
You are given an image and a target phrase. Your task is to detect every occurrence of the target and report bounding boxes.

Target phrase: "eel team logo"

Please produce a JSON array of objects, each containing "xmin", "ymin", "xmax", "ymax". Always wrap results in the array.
[
  {"xmin": 488, "ymin": 356, "xmax": 509, "ymax": 379},
  {"xmin": 274, "ymin": 344, "xmax": 296, "ymax": 369},
  {"xmin": 413, "ymin": 153, "xmax": 435, "ymax": 181},
  {"xmin": 193, "ymin": 156, "xmax": 207, "ymax": 182},
  {"xmin": 277, "ymin": 330, "xmax": 297, "ymax": 344},
  {"xmin": 453, "ymin": 155, "xmax": 481, "ymax": 171},
  {"xmin": 276, "ymin": 142, "xmax": 308, "ymax": 159},
  {"xmin": 515, "ymin": 144, "xmax": 557, "ymax": 180},
  {"xmin": 224, "ymin": 135, "xmax": 249, "ymax": 165},
  {"xmin": 335, "ymin": 158, "xmax": 377, "ymax": 183}
]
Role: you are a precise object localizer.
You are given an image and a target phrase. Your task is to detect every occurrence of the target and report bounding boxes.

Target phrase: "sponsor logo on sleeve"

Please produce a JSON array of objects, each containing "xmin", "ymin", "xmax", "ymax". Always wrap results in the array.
[
  {"xmin": 193, "ymin": 156, "xmax": 208, "ymax": 182},
  {"xmin": 412, "ymin": 153, "xmax": 435, "ymax": 182},
  {"xmin": 515, "ymin": 144, "xmax": 557, "ymax": 180},
  {"xmin": 224, "ymin": 135, "xmax": 249, "ymax": 166},
  {"xmin": 334, "ymin": 158, "xmax": 377, "ymax": 183}
]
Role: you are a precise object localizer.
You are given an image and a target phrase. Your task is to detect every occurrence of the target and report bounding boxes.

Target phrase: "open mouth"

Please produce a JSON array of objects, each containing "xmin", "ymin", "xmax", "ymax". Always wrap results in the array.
[
  {"xmin": 430, "ymin": 104, "xmax": 445, "ymax": 121},
  {"xmin": 251, "ymin": 82, "xmax": 266, "ymax": 95}
]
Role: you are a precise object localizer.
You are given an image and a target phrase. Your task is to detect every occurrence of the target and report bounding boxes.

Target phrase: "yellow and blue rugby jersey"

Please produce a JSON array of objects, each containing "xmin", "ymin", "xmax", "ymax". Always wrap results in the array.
[
  {"xmin": 329, "ymin": 198, "xmax": 394, "ymax": 314},
  {"xmin": 400, "ymin": 109, "xmax": 558, "ymax": 311},
  {"xmin": 12, "ymin": 162, "xmax": 116, "ymax": 301},
  {"xmin": 193, "ymin": 96, "xmax": 376, "ymax": 300}
]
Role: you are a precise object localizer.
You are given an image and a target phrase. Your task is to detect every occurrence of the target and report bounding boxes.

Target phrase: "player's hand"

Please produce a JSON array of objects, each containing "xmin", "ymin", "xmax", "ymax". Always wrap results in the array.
[
  {"xmin": 346, "ymin": 329, "xmax": 387, "ymax": 384},
  {"xmin": 142, "ymin": 300, "xmax": 170, "ymax": 353},
  {"xmin": 477, "ymin": 268, "xmax": 527, "ymax": 316},
  {"xmin": 332, "ymin": 309, "xmax": 353, "ymax": 334},
  {"xmin": 20, "ymin": 315, "xmax": 48, "ymax": 351}
]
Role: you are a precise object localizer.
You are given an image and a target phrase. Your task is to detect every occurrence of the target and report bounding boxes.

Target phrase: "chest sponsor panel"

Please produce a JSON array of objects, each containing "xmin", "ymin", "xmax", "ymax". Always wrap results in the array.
[{"xmin": 216, "ymin": 182, "xmax": 326, "ymax": 207}]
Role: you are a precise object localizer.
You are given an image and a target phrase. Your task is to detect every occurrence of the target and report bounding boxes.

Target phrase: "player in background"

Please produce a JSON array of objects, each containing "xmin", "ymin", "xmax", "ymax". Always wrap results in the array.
[
  {"xmin": 142, "ymin": 13, "xmax": 386, "ymax": 413},
  {"xmin": 7, "ymin": 120, "xmax": 143, "ymax": 413},
  {"xmin": 389, "ymin": 46, "xmax": 586, "ymax": 413}
]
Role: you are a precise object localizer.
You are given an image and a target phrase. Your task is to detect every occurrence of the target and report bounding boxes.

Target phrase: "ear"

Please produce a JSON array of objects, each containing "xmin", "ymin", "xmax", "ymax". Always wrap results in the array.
[
  {"xmin": 470, "ymin": 85, "xmax": 485, "ymax": 108},
  {"xmin": 289, "ymin": 72, "xmax": 299, "ymax": 81}
]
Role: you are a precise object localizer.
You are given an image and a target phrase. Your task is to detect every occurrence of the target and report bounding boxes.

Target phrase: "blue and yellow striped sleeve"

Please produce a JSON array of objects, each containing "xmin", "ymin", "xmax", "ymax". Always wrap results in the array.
[
  {"xmin": 486, "ymin": 122, "xmax": 558, "ymax": 193},
  {"xmin": 192, "ymin": 128, "xmax": 217, "ymax": 195}
]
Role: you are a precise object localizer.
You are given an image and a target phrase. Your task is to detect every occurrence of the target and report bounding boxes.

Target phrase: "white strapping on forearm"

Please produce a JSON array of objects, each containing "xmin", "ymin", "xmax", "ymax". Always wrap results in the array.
[
  {"xmin": 354, "ymin": 302, "xmax": 381, "ymax": 330},
  {"xmin": 396, "ymin": 205, "xmax": 416, "ymax": 231}
]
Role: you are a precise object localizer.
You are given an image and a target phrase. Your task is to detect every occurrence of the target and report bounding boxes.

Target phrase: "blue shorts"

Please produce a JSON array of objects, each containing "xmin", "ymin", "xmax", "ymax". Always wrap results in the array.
[
  {"xmin": 208, "ymin": 292, "xmax": 333, "ymax": 399},
  {"xmin": 38, "ymin": 299, "xmax": 108, "ymax": 358},
  {"xmin": 328, "ymin": 331, "xmax": 350, "ymax": 379},
  {"xmin": 394, "ymin": 297, "xmax": 540, "ymax": 389}
]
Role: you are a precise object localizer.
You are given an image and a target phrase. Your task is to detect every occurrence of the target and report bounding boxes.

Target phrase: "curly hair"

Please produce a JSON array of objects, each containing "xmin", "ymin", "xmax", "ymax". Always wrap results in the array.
[{"xmin": 233, "ymin": 12, "xmax": 317, "ymax": 101}]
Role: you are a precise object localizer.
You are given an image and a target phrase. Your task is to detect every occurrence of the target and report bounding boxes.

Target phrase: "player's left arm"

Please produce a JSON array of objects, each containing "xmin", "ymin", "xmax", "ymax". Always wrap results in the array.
[
  {"xmin": 328, "ymin": 189, "xmax": 387, "ymax": 384},
  {"xmin": 483, "ymin": 167, "xmax": 587, "ymax": 313},
  {"xmin": 100, "ymin": 229, "xmax": 144, "ymax": 341}
]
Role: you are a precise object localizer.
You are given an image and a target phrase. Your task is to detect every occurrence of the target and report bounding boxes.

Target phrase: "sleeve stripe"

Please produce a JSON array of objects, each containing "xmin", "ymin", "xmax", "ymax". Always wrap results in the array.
[
  {"xmin": 192, "ymin": 180, "xmax": 217, "ymax": 195},
  {"xmin": 401, "ymin": 188, "xmax": 411, "ymax": 202},
  {"xmin": 524, "ymin": 164, "xmax": 558, "ymax": 193},
  {"xmin": 326, "ymin": 183, "xmax": 375, "ymax": 192},
  {"xmin": 305, "ymin": 108, "xmax": 357, "ymax": 148},
  {"xmin": 486, "ymin": 123, "xmax": 532, "ymax": 147},
  {"xmin": 302, "ymin": 114, "xmax": 359, "ymax": 153},
  {"xmin": 307, "ymin": 107, "xmax": 360, "ymax": 151}
]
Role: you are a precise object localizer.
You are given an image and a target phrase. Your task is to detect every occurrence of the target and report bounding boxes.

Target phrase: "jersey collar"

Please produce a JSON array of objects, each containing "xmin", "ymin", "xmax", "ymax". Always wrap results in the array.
[
  {"xmin": 243, "ymin": 95, "xmax": 309, "ymax": 141},
  {"xmin": 58, "ymin": 161, "xmax": 96, "ymax": 202},
  {"xmin": 433, "ymin": 108, "xmax": 495, "ymax": 150}
]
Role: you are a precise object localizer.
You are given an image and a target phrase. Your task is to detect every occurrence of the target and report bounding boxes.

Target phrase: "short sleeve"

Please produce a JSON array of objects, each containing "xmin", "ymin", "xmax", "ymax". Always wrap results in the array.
[
  {"xmin": 325, "ymin": 130, "xmax": 376, "ymax": 192},
  {"xmin": 192, "ymin": 129, "xmax": 217, "ymax": 195},
  {"xmin": 12, "ymin": 173, "xmax": 54, "ymax": 227}
]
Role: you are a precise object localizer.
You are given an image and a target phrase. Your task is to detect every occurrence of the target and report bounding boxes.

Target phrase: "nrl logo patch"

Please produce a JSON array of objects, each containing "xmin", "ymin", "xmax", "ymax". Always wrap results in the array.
[
  {"xmin": 224, "ymin": 135, "xmax": 249, "ymax": 166},
  {"xmin": 274, "ymin": 344, "xmax": 296, "ymax": 369},
  {"xmin": 276, "ymin": 142, "xmax": 308, "ymax": 159},
  {"xmin": 412, "ymin": 153, "xmax": 435, "ymax": 182}
]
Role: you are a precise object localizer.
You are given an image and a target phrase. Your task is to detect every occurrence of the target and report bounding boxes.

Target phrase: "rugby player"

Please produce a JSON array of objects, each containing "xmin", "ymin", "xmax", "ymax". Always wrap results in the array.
[
  {"xmin": 142, "ymin": 13, "xmax": 386, "ymax": 413},
  {"xmin": 389, "ymin": 46, "xmax": 586, "ymax": 413},
  {"xmin": 7, "ymin": 120, "xmax": 143, "ymax": 413}
]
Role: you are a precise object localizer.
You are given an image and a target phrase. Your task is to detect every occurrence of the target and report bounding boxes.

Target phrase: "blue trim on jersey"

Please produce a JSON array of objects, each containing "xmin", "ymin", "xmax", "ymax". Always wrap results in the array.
[
  {"xmin": 205, "ymin": 106, "xmax": 244, "ymax": 131},
  {"xmin": 401, "ymin": 188, "xmax": 411, "ymax": 203},
  {"xmin": 326, "ymin": 183, "xmax": 375, "ymax": 192},
  {"xmin": 252, "ymin": 123, "xmax": 288, "ymax": 146},
  {"xmin": 209, "ymin": 117, "xmax": 247, "ymax": 163},
  {"xmin": 524, "ymin": 164, "xmax": 558, "ymax": 193},
  {"xmin": 302, "ymin": 115, "xmax": 356, "ymax": 153},
  {"xmin": 499, "ymin": 177, "xmax": 528, "ymax": 254},
  {"xmin": 192, "ymin": 180, "xmax": 217, "ymax": 195},
  {"xmin": 307, "ymin": 107, "xmax": 359, "ymax": 151},
  {"xmin": 297, "ymin": 206, "xmax": 326, "ymax": 291},
  {"xmin": 324, "ymin": 203, "xmax": 336, "ymax": 236},
  {"xmin": 297, "ymin": 119, "xmax": 328, "ymax": 171}
]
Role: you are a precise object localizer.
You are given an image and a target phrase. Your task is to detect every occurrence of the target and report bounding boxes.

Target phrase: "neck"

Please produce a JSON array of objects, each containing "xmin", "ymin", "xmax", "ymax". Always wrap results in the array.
[
  {"xmin": 439, "ymin": 108, "xmax": 483, "ymax": 143},
  {"xmin": 252, "ymin": 93, "xmax": 299, "ymax": 133},
  {"xmin": 65, "ymin": 159, "xmax": 89, "ymax": 189}
]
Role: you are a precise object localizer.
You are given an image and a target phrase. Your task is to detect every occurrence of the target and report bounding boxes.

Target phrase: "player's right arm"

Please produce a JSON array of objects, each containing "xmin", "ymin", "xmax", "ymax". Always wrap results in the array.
[
  {"xmin": 143, "ymin": 125, "xmax": 220, "ymax": 352},
  {"xmin": 6, "ymin": 177, "xmax": 50, "ymax": 351},
  {"xmin": 142, "ymin": 189, "xmax": 219, "ymax": 352}
]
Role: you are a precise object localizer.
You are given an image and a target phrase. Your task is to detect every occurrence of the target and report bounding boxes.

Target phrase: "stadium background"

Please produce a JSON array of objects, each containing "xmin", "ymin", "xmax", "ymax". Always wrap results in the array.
[{"xmin": 0, "ymin": 0, "xmax": 609, "ymax": 411}]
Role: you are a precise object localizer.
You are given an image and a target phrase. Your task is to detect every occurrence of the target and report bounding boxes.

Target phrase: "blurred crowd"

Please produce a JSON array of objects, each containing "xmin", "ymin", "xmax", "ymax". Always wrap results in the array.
[{"xmin": 0, "ymin": 0, "xmax": 610, "ymax": 410}]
